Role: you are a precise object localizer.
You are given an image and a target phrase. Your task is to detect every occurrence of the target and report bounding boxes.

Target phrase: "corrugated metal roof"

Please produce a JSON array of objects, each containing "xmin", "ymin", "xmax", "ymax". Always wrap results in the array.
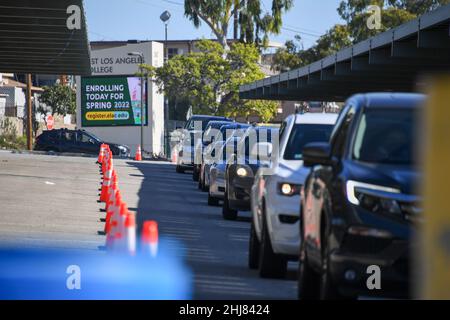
[
  {"xmin": 240, "ymin": 4, "xmax": 450, "ymax": 102},
  {"xmin": 0, "ymin": 0, "xmax": 91, "ymax": 75}
]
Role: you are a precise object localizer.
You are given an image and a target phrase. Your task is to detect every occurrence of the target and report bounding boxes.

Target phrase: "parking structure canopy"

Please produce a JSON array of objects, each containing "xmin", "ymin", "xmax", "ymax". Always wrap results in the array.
[
  {"xmin": 0, "ymin": 0, "xmax": 91, "ymax": 75},
  {"xmin": 239, "ymin": 4, "xmax": 450, "ymax": 102}
]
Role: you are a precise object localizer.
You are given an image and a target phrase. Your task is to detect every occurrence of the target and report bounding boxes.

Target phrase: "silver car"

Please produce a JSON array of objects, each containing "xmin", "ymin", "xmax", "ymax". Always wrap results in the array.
[
  {"xmin": 208, "ymin": 136, "xmax": 240, "ymax": 206},
  {"xmin": 200, "ymin": 140, "xmax": 225, "ymax": 192}
]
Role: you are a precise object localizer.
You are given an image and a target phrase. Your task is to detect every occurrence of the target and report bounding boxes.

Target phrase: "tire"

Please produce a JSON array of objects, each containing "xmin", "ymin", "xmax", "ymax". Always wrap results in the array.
[
  {"xmin": 201, "ymin": 174, "xmax": 209, "ymax": 192},
  {"xmin": 176, "ymin": 165, "xmax": 185, "ymax": 174},
  {"xmin": 298, "ymin": 243, "xmax": 320, "ymax": 299},
  {"xmin": 46, "ymin": 147, "xmax": 59, "ymax": 153},
  {"xmin": 193, "ymin": 167, "xmax": 200, "ymax": 182},
  {"xmin": 222, "ymin": 190, "xmax": 238, "ymax": 220},
  {"xmin": 319, "ymin": 232, "xmax": 348, "ymax": 300},
  {"xmin": 258, "ymin": 209, "xmax": 287, "ymax": 279},
  {"xmin": 248, "ymin": 219, "xmax": 260, "ymax": 269},
  {"xmin": 207, "ymin": 192, "xmax": 220, "ymax": 206},
  {"xmin": 198, "ymin": 175, "xmax": 203, "ymax": 190}
]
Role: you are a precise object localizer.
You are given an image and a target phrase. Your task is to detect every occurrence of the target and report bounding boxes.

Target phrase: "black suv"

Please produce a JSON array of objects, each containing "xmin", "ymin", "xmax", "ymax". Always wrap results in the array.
[
  {"xmin": 223, "ymin": 126, "xmax": 279, "ymax": 220},
  {"xmin": 298, "ymin": 93, "xmax": 425, "ymax": 300},
  {"xmin": 35, "ymin": 129, "xmax": 130, "ymax": 157}
]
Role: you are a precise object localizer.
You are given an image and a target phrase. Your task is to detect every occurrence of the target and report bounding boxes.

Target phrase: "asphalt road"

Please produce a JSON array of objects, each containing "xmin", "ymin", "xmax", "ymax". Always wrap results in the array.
[
  {"xmin": 0, "ymin": 151, "xmax": 104, "ymax": 250},
  {"xmin": 118, "ymin": 160, "xmax": 298, "ymax": 300},
  {"xmin": 0, "ymin": 151, "xmax": 298, "ymax": 299}
]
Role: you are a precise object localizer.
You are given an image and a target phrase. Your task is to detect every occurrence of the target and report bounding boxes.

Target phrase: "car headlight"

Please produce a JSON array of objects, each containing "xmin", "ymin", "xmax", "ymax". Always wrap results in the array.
[
  {"xmin": 346, "ymin": 180, "xmax": 402, "ymax": 215},
  {"xmin": 278, "ymin": 183, "xmax": 302, "ymax": 197},
  {"xmin": 237, "ymin": 167, "xmax": 248, "ymax": 177}
]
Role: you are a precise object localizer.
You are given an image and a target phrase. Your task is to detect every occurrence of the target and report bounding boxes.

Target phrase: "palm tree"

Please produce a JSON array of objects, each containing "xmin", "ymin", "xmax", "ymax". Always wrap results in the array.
[{"xmin": 184, "ymin": 0, "xmax": 294, "ymax": 50}]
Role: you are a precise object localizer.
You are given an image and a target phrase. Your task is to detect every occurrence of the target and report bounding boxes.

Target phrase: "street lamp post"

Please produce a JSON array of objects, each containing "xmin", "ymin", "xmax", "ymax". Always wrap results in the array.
[
  {"xmin": 128, "ymin": 52, "xmax": 145, "ymax": 155},
  {"xmin": 160, "ymin": 10, "xmax": 171, "ymax": 158}
]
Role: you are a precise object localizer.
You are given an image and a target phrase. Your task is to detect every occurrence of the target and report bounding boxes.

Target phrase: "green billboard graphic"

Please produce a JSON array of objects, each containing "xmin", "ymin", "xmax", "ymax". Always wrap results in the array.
[{"xmin": 81, "ymin": 76, "xmax": 147, "ymax": 127}]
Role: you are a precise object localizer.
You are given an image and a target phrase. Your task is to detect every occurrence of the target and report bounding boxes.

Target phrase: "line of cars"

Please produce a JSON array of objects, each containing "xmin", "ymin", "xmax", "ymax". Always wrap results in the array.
[{"xmin": 176, "ymin": 92, "xmax": 424, "ymax": 300}]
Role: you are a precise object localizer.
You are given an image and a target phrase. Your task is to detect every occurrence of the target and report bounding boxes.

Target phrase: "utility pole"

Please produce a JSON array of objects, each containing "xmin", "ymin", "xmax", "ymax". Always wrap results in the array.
[
  {"xmin": 26, "ymin": 74, "xmax": 33, "ymax": 151},
  {"xmin": 164, "ymin": 22, "xmax": 169, "ymax": 158},
  {"xmin": 140, "ymin": 64, "xmax": 144, "ymax": 152},
  {"xmin": 160, "ymin": 10, "xmax": 171, "ymax": 158}
]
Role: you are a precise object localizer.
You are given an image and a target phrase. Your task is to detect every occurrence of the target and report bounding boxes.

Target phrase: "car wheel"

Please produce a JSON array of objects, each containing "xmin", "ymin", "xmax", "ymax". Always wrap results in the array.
[
  {"xmin": 248, "ymin": 219, "xmax": 260, "ymax": 269},
  {"xmin": 198, "ymin": 174, "xmax": 203, "ymax": 190},
  {"xmin": 298, "ymin": 242, "xmax": 320, "ymax": 299},
  {"xmin": 201, "ymin": 175, "xmax": 209, "ymax": 192},
  {"xmin": 319, "ymin": 236, "xmax": 345, "ymax": 300},
  {"xmin": 193, "ymin": 167, "xmax": 200, "ymax": 182},
  {"xmin": 258, "ymin": 209, "xmax": 287, "ymax": 279},
  {"xmin": 222, "ymin": 190, "xmax": 238, "ymax": 220},
  {"xmin": 207, "ymin": 192, "xmax": 220, "ymax": 206},
  {"xmin": 46, "ymin": 147, "xmax": 59, "ymax": 153},
  {"xmin": 176, "ymin": 165, "xmax": 185, "ymax": 174}
]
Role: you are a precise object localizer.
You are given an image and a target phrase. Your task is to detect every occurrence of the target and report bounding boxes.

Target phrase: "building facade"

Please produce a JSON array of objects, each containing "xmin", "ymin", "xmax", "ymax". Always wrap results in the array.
[{"xmin": 76, "ymin": 41, "xmax": 165, "ymax": 156}]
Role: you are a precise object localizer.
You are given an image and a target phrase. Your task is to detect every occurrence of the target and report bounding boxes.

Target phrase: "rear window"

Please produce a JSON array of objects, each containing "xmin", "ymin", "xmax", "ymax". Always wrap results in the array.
[
  {"xmin": 39, "ymin": 130, "xmax": 59, "ymax": 142},
  {"xmin": 284, "ymin": 124, "xmax": 334, "ymax": 160},
  {"xmin": 353, "ymin": 108, "xmax": 417, "ymax": 165},
  {"xmin": 185, "ymin": 117, "xmax": 230, "ymax": 131}
]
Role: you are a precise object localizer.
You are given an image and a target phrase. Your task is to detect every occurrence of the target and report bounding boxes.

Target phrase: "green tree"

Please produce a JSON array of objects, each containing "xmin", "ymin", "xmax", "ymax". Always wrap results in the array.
[
  {"xmin": 338, "ymin": 0, "xmax": 450, "ymax": 42},
  {"xmin": 38, "ymin": 84, "xmax": 76, "ymax": 126},
  {"xmin": 272, "ymin": 0, "xmax": 449, "ymax": 71},
  {"xmin": 143, "ymin": 39, "xmax": 278, "ymax": 121},
  {"xmin": 271, "ymin": 36, "xmax": 303, "ymax": 72},
  {"xmin": 272, "ymin": 24, "xmax": 352, "ymax": 71},
  {"xmin": 184, "ymin": 0, "xmax": 294, "ymax": 49}
]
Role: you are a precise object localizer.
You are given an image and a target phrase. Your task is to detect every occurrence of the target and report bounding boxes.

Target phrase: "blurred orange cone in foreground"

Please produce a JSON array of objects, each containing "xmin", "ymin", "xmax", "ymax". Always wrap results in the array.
[
  {"xmin": 135, "ymin": 145, "xmax": 142, "ymax": 161},
  {"xmin": 142, "ymin": 221, "xmax": 158, "ymax": 257},
  {"xmin": 123, "ymin": 212, "xmax": 136, "ymax": 255}
]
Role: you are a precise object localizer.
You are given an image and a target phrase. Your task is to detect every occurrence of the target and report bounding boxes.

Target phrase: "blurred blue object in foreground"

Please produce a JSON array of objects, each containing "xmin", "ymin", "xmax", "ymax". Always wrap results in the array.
[{"xmin": 0, "ymin": 241, "xmax": 192, "ymax": 300}]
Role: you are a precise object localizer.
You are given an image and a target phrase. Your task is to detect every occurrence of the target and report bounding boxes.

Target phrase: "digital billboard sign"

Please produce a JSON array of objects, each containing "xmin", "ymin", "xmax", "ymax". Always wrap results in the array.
[{"xmin": 80, "ymin": 76, "xmax": 147, "ymax": 127}]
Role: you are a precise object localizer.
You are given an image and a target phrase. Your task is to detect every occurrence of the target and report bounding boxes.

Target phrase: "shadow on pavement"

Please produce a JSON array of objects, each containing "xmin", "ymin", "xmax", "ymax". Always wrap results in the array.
[{"xmin": 127, "ymin": 160, "xmax": 298, "ymax": 300}]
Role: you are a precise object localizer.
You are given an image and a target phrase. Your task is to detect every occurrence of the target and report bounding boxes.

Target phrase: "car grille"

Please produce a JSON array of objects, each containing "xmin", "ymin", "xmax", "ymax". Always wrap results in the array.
[{"xmin": 342, "ymin": 234, "xmax": 392, "ymax": 254}]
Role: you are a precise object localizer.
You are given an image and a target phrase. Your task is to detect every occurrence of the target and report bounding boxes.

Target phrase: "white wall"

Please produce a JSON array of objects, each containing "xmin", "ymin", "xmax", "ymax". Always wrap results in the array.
[
  {"xmin": 76, "ymin": 42, "xmax": 165, "ymax": 156},
  {"xmin": 0, "ymin": 97, "xmax": 5, "ymax": 118}
]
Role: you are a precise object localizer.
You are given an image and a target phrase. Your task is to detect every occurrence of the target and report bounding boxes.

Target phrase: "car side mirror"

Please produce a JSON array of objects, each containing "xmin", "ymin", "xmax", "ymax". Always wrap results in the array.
[{"xmin": 303, "ymin": 142, "xmax": 332, "ymax": 167}]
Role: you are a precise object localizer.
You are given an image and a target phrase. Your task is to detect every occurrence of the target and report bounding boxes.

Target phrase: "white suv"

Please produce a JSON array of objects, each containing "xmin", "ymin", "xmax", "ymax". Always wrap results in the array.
[{"xmin": 249, "ymin": 113, "xmax": 338, "ymax": 278}]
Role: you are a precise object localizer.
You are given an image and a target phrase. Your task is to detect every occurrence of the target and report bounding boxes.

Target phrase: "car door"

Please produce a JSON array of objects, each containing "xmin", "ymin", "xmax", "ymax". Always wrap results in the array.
[
  {"xmin": 76, "ymin": 131, "xmax": 100, "ymax": 155},
  {"xmin": 303, "ymin": 105, "xmax": 357, "ymax": 268},
  {"xmin": 60, "ymin": 130, "xmax": 78, "ymax": 153}
]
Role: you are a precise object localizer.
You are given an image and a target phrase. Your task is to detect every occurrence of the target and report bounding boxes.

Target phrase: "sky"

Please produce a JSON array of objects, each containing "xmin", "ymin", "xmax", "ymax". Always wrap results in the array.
[{"xmin": 85, "ymin": 0, "xmax": 344, "ymax": 50}]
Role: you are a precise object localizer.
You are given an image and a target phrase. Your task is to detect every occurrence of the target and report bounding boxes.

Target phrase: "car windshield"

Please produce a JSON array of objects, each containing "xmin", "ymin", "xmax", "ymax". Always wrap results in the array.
[
  {"xmin": 204, "ymin": 122, "xmax": 233, "ymax": 141},
  {"xmin": 84, "ymin": 131, "xmax": 102, "ymax": 143},
  {"xmin": 186, "ymin": 118, "xmax": 229, "ymax": 131},
  {"xmin": 205, "ymin": 121, "xmax": 231, "ymax": 132},
  {"xmin": 284, "ymin": 124, "xmax": 334, "ymax": 160},
  {"xmin": 353, "ymin": 108, "xmax": 416, "ymax": 165}
]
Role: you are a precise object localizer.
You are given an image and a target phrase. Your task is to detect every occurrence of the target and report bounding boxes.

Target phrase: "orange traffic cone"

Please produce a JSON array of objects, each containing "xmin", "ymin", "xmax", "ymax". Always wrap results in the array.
[
  {"xmin": 171, "ymin": 148, "xmax": 177, "ymax": 163},
  {"xmin": 124, "ymin": 213, "xmax": 136, "ymax": 255},
  {"xmin": 98, "ymin": 144, "xmax": 106, "ymax": 164},
  {"xmin": 105, "ymin": 190, "xmax": 121, "ymax": 234},
  {"xmin": 100, "ymin": 159, "xmax": 113, "ymax": 203},
  {"xmin": 106, "ymin": 201, "xmax": 128, "ymax": 251},
  {"xmin": 115, "ymin": 211, "xmax": 136, "ymax": 255},
  {"xmin": 142, "ymin": 221, "xmax": 158, "ymax": 257},
  {"xmin": 135, "ymin": 145, "xmax": 142, "ymax": 161}
]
